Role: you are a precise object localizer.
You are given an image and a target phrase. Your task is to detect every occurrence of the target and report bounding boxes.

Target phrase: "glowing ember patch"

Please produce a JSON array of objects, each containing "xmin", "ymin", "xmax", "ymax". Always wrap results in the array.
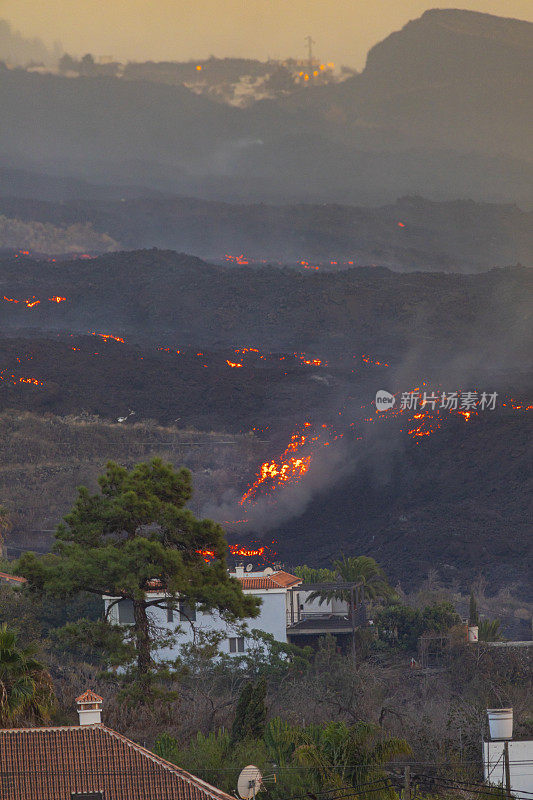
[
  {"xmin": 226, "ymin": 360, "xmax": 243, "ymax": 368},
  {"xmin": 361, "ymin": 354, "xmax": 390, "ymax": 367},
  {"xmin": 397, "ymin": 222, "xmax": 405, "ymax": 227},
  {"xmin": 3, "ymin": 296, "xmax": 19, "ymax": 303},
  {"xmin": 48, "ymin": 296, "xmax": 66, "ymax": 303},
  {"xmin": 17, "ymin": 378, "xmax": 43, "ymax": 385},
  {"xmin": 25, "ymin": 298, "xmax": 40, "ymax": 307},
  {"xmin": 224, "ymin": 254, "xmax": 249, "ymax": 265},
  {"xmin": 299, "ymin": 357, "xmax": 322, "ymax": 366},
  {"xmin": 197, "ymin": 544, "xmax": 269, "ymax": 563}
]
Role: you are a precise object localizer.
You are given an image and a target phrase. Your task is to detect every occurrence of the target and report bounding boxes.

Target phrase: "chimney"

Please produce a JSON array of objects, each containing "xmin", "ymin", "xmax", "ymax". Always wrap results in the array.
[
  {"xmin": 75, "ymin": 690, "xmax": 103, "ymax": 725},
  {"xmin": 234, "ymin": 563, "xmax": 244, "ymax": 577}
]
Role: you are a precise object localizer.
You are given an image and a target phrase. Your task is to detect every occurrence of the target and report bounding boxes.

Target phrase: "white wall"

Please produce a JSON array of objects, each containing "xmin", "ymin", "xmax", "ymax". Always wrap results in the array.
[
  {"xmin": 484, "ymin": 739, "xmax": 533, "ymax": 794},
  {"xmin": 104, "ymin": 587, "xmax": 288, "ymax": 660}
]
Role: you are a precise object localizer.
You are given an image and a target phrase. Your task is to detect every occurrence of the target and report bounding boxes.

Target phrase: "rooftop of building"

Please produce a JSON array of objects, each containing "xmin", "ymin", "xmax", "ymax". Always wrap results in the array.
[{"xmin": 0, "ymin": 722, "xmax": 234, "ymax": 800}]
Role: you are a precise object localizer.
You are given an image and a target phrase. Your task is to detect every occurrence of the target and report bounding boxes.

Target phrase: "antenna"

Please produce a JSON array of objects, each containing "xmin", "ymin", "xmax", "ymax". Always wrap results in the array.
[{"xmin": 237, "ymin": 766, "xmax": 263, "ymax": 800}]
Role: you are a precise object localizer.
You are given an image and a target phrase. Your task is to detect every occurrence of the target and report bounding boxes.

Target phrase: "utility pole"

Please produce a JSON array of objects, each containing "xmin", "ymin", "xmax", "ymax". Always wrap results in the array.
[
  {"xmin": 350, "ymin": 585, "xmax": 357, "ymax": 664},
  {"xmin": 403, "ymin": 766, "xmax": 411, "ymax": 800},
  {"xmin": 504, "ymin": 741, "xmax": 512, "ymax": 800},
  {"xmin": 304, "ymin": 35, "xmax": 315, "ymax": 66}
]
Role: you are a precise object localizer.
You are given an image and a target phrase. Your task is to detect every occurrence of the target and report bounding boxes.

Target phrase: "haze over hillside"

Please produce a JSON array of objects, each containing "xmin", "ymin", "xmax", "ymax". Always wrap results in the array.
[
  {"xmin": 0, "ymin": 193, "xmax": 530, "ymax": 271},
  {"xmin": 1, "ymin": 251, "xmax": 531, "ymax": 591},
  {"xmin": 0, "ymin": 18, "xmax": 60, "ymax": 66},
  {"xmin": 0, "ymin": 9, "xmax": 531, "ymax": 205}
]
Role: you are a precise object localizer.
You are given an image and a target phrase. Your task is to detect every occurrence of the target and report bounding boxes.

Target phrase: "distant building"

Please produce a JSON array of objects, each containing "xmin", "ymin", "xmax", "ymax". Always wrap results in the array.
[{"xmin": 0, "ymin": 690, "xmax": 235, "ymax": 800}]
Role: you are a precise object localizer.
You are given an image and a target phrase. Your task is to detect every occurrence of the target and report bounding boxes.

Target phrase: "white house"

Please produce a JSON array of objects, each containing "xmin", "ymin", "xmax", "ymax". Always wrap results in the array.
[
  {"xmin": 104, "ymin": 566, "xmax": 359, "ymax": 659},
  {"xmin": 104, "ymin": 566, "xmax": 303, "ymax": 659}
]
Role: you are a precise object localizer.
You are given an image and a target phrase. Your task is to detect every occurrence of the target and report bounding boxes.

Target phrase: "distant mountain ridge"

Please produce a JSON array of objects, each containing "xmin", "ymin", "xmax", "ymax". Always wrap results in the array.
[
  {"xmin": 284, "ymin": 8, "xmax": 532, "ymax": 162},
  {"xmin": 0, "ymin": 9, "xmax": 531, "ymax": 205}
]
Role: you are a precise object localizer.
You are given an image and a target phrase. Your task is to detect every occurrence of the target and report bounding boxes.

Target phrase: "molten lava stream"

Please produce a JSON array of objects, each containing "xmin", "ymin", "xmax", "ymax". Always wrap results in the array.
[{"xmin": 239, "ymin": 423, "xmax": 334, "ymax": 506}]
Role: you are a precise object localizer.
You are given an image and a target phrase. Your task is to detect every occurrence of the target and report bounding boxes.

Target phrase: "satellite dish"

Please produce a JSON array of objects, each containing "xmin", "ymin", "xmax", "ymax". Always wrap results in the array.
[
  {"xmin": 246, "ymin": 563, "xmax": 254, "ymax": 572},
  {"xmin": 237, "ymin": 765, "xmax": 263, "ymax": 799}
]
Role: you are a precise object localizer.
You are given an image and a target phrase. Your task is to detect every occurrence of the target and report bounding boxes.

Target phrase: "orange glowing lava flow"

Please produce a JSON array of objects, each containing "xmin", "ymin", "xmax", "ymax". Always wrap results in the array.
[
  {"xmin": 197, "ymin": 544, "xmax": 268, "ymax": 562},
  {"xmin": 240, "ymin": 423, "xmax": 325, "ymax": 505},
  {"xmin": 90, "ymin": 332, "xmax": 125, "ymax": 343},
  {"xmin": 3, "ymin": 295, "xmax": 66, "ymax": 306},
  {"xmin": 226, "ymin": 360, "xmax": 243, "ymax": 368}
]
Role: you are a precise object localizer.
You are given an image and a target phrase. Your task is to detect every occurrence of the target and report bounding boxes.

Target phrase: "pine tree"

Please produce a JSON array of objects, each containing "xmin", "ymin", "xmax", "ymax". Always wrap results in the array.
[{"xmin": 18, "ymin": 459, "xmax": 259, "ymax": 694}]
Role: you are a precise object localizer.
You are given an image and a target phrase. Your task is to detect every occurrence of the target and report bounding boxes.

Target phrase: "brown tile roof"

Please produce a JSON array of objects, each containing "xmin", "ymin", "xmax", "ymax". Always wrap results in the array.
[{"xmin": 0, "ymin": 724, "xmax": 235, "ymax": 800}]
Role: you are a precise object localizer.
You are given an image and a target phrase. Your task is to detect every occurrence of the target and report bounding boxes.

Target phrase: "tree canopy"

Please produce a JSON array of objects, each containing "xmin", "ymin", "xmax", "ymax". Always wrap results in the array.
[
  {"xmin": 18, "ymin": 459, "xmax": 259, "ymax": 693},
  {"xmin": 0, "ymin": 623, "xmax": 55, "ymax": 727}
]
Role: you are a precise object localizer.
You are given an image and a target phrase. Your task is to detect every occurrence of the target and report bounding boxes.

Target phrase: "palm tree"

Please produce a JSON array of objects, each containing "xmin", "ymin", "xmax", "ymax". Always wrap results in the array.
[
  {"xmin": 0, "ymin": 623, "xmax": 55, "ymax": 727},
  {"xmin": 293, "ymin": 720, "xmax": 411, "ymax": 800},
  {"xmin": 309, "ymin": 556, "xmax": 395, "ymax": 606}
]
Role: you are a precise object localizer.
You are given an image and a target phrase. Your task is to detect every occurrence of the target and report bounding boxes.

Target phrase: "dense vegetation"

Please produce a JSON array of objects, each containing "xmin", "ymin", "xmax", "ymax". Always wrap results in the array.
[{"xmin": 0, "ymin": 571, "xmax": 530, "ymax": 796}]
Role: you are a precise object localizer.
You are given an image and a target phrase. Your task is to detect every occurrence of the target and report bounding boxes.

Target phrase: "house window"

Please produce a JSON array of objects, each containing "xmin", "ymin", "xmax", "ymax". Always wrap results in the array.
[
  {"xmin": 117, "ymin": 599, "xmax": 135, "ymax": 625},
  {"xmin": 167, "ymin": 607, "xmax": 174, "ymax": 623},
  {"xmin": 229, "ymin": 636, "xmax": 245, "ymax": 653},
  {"xmin": 179, "ymin": 602, "xmax": 196, "ymax": 622}
]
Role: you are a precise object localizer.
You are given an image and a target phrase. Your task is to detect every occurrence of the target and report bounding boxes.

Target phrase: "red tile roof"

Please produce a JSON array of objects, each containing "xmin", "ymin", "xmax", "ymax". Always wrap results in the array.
[
  {"xmin": 76, "ymin": 690, "xmax": 103, "ymax": 704},
  {"xmin": 269, "ymin": 570, "xmax": 302, "ymax": 588},
  {"xmin": 237, "ymin": 571, "xmax": 301, "ymax": 590},
  {"xmin": 0, "ymin": 724, "xmax": 235, "ymax": 800},
  {"xmin": 238, "ymin": 576, "xmax": 285, "ymax": 589}
]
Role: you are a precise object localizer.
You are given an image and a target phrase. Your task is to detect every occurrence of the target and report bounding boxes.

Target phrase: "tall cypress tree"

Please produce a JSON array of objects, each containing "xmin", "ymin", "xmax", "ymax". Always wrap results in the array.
[
  {"xmin": 231, "ymin": 677, "xmax": 267, "ymax": 744},
  {"xmin": 469, "ymin": 592, "xmax": 479, "ymax": 625}
]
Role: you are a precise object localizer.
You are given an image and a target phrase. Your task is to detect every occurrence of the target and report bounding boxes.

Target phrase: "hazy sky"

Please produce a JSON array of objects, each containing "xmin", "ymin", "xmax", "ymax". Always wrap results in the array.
[{"xmin": 2, "ymin": 0, "xmax": 532, "ymax": 68}]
